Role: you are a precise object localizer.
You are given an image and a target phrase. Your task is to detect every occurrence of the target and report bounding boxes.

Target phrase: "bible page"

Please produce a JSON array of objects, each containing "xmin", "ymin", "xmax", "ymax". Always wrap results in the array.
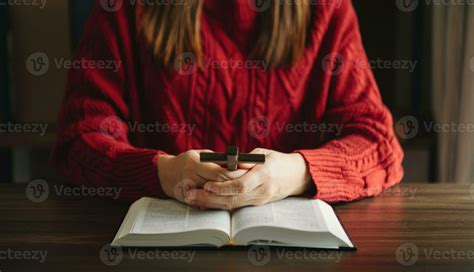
[
  {"xmin": 232, "ymin": 197, "xmax": 326, "ymax": 235},
  {"xmin": 132, "ymin": 198, "xmax": 231, "ymax": 235}
]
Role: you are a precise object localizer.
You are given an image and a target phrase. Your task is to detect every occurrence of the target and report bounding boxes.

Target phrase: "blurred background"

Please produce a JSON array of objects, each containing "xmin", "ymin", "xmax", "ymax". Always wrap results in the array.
[{"xmin": 0, "ymin": 0, "xmax": 473, "ymax": 185}]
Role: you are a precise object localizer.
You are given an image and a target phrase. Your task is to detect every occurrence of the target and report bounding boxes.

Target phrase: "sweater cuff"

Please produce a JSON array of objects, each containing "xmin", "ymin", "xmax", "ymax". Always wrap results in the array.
[
  {"xmin": 296, "ymin": 148, "xmax": 362, "ymax": 203},
  {"xmin": 66, "ymin": 136, "xmax": 171, "ymax": 201},
  {"xmin": 114, "ymin": 149, "xmax": 168, "ymax": 200}
]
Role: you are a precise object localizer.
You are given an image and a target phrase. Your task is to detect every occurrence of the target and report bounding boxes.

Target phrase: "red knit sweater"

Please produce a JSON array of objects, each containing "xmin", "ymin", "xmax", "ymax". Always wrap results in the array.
[{"xmin": 52, "ymin": 0, "xmax": 404, "ymax": 203}]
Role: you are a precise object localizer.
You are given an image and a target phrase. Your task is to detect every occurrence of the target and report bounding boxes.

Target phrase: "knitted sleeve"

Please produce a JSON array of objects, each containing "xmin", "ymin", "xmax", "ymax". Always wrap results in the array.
[
  {"xmin": 51, "ymin": 2, "xmax": 167, "ymax": 201},
  {"xmin": 296, "ymin": 2, "xmax": 404, "ymax": 203}
]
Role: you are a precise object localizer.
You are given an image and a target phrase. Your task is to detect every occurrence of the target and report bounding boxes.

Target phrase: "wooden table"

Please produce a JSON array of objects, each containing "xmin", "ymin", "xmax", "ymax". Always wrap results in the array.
[{"xmin": 1, "ymin": 183, "xmax": 474, "ymax": 272}]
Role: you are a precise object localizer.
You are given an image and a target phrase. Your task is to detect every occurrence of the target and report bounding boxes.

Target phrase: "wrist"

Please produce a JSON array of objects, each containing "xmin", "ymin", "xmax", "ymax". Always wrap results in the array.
[
  {"xmin": 157, "ymin": 154, "xmax": 176, "ymax": 197},
  {"xmin": 289, "ymin": 153, "xmax": 312, "ymax": 195}
]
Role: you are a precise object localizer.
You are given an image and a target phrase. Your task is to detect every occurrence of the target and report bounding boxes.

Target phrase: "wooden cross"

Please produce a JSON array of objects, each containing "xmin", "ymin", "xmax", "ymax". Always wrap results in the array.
[{"xmin": 199, "ymin": 146, "xmax": 265, "ymax": 171}]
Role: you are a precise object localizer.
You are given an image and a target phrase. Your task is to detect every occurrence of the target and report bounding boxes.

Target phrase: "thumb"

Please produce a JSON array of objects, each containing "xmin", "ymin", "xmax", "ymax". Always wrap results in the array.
[{"xmin": 238, "ymin": 163, "xmax": 256, "ymax": 169}]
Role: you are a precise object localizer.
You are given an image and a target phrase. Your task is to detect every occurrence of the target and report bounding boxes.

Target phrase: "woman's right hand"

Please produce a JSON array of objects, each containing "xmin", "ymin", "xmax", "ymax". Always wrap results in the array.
[{"xmin": 157, "ymin": 150, "xmax": 248, "ymax": 203}]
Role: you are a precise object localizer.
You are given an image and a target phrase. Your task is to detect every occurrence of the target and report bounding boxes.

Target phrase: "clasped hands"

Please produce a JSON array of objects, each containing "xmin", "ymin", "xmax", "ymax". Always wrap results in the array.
[{"xmin": 158, "ymin": 148, "xmax": 312, "ymax": 210}]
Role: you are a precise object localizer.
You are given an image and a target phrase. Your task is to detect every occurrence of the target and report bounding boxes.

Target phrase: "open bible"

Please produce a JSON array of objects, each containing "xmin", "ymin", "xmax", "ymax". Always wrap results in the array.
[{"xmin": 111, "ymin": 197, "xmax": 355, "ymax": 249}]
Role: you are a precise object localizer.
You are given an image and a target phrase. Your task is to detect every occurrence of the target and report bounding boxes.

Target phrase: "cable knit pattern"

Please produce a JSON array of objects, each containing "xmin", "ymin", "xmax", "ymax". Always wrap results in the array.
[{"xmin": 52, "ymin": 0, "xmax": 404, "ymax": 202}]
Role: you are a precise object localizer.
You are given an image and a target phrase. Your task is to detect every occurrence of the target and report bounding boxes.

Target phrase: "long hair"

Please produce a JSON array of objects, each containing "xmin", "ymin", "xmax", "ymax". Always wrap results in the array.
[{"xmin": 140, "ymin": 0, "xmax": 312, "ymax": 69}]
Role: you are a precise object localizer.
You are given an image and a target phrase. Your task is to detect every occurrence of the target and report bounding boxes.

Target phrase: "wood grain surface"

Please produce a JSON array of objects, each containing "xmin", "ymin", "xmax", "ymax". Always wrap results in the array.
[{"xmin": 1, "ymin": 182, "xmax": 473, "ymax": 272}]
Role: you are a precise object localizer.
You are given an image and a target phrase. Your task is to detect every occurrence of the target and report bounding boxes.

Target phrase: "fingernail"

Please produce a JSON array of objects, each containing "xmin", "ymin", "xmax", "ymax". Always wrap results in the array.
[{"xmin": 185, "ymin": 184, "xmax": 191, "ymax": 191}]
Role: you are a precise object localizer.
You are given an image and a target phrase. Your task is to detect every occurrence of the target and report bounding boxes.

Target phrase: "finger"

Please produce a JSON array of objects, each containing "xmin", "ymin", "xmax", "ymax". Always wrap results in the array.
[
  {"xmin": 239, "ymin": 148, "xmax": 269, "ymax": 169},
  {"xmin": 185, "ymin": 189, "xmax": 254, "ymax": 210},
  {"xmin": 173, "ymin": 174, "xmax": 206, "ymax": 199},
  {"xmin": 195, "ymin": 162, "xmax": 226, "ymax": 181},
  {"xmin": 238, "ymin": 163, "xmax": 256, "ymax": 170},
  {"xmin": 203, "ymin": 166, "xmax": 263, "ymax": 196},
  {"xmin": 218, "ymin": 169, "xmax": 248, "ymax": 181},
  {"xmin": 171, "ymin": 178, "xmax": 199, "ymax": 202},
  {"xmin": 189, "ymin": 173, "xmax": 207, "ymax": 186},
  {"xmin": 194, "ymin": 149, "xmax": 214, "ymax": 153},
  {"xmin": 250, "ymin": 148, "xmax": 270, "ymax": 154},
  {"xmin": 196, "ymin": 162, "xmax": 248, "ymax": 182}
]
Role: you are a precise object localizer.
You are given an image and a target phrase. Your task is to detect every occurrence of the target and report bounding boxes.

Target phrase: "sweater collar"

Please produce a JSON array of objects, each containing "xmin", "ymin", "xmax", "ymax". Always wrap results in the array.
[{"xmin": 204, "ymin": 0, "xmax": 258, "ymax": 32}]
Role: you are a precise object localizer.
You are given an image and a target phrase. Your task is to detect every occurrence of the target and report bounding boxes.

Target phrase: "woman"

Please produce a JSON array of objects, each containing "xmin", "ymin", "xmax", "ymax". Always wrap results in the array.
[{"xmin": 52, "ymin": 0, "xmax": 404, "ymax": 209}]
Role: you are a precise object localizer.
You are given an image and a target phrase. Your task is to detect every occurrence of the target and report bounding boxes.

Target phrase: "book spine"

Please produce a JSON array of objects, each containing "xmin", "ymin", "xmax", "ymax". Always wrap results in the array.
[{"xmin": 0, "ymin": 4, "xmax": 12, "ymax": 182}]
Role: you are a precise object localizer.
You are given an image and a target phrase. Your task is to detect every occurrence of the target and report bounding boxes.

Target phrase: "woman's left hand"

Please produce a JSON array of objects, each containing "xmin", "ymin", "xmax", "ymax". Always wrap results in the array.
[{"xmin": 183, "ymin": 148, "xmax": 313, "ymax": 210}]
